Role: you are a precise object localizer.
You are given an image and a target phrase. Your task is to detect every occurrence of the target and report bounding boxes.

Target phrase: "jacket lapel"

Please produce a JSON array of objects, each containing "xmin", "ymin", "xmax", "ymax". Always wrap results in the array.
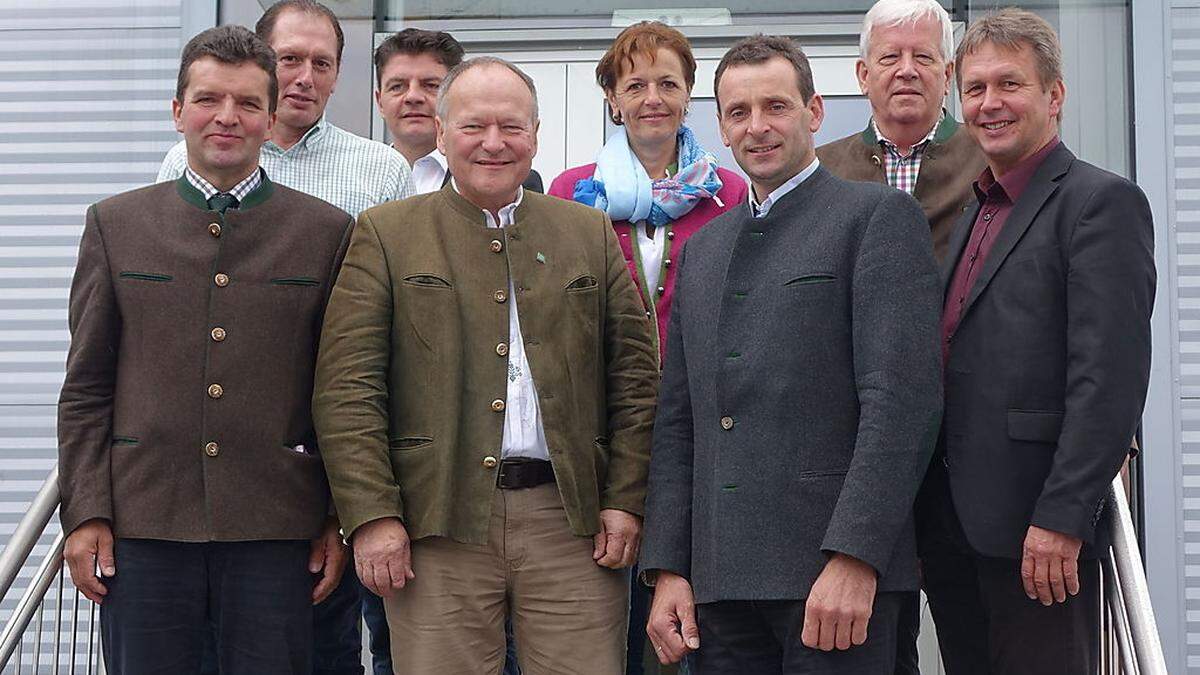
[{"xmin": 958, "ymin": 145, "xmax": 1074, "ymax": 321}]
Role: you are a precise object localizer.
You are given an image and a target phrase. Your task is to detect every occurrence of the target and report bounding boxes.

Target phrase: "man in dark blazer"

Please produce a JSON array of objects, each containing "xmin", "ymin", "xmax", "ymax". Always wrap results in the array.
[
  {"xmin": 640, "ymin": 35, "xmax": 942, "ymax": 674},
  {"xmin": 57, "ymin": 26, "xmax": 350, "ymax": 674},
  {"xmin": 917, "ymin": 10, "xmax": 1155, "ymax": 675}
]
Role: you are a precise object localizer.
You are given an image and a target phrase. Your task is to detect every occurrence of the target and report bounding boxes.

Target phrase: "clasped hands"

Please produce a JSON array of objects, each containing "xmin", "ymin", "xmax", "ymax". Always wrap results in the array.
[{"xmin": 353, "ymin": 508, "xmax": 641, "ymax": 598}]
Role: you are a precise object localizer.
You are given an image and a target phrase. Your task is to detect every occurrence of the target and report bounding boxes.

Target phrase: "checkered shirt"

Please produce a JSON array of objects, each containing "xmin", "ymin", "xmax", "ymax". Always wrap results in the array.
[
  {"xmin": 158, "ymin": 117, "xmax": 414, "ymax": 217},
  {"xmin": 872, "ymin": 117, "xmax": 941, "ymax": 196},
  {"xmin": 183, "ymin": 166, "xmax": 262, "ymax": 203}
]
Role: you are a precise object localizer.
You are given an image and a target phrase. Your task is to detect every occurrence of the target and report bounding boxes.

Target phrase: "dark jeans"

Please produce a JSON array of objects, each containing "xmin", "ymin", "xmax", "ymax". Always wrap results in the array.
[
  {"xmin": 626, "ymin": 564, "xmax": 652, "ymax": 675},
  {"xmin": 692, "ymin": 592, "xmax": 909, "ymax": 675},
  {"xmin": 918, "ymin": 460, "xmax": 1100, "ymax": 675},
  {"xmin": 893, "ymin": 592, "xmax": 921, "ymax": 675},
  {"xmin": 101, "ymin": 539, "xmax": 313, "ymax": 675},
  {"xmin": 361, "ymin": 585, "xmax": 392, "ymax": 675}
]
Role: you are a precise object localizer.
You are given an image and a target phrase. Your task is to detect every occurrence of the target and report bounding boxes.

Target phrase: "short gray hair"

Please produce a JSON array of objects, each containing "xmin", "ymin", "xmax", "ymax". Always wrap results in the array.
[
  {"xmin": 955, "ymin": 8, "xmax": 1062, "ymax": 90},
  {"xmin": 860, "ymin": 0, "xmax": 954, "ymax": 63},
  {"xmin": 436, "ymin": 56, "xmax": 539, "ymax": 122}
]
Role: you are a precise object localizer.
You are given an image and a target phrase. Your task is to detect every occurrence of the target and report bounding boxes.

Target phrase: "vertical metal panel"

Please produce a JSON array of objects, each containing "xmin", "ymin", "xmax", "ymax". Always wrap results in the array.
[
  {"xmin": 0, "ymin": 3, "xmax": 186, "ymax": 672},
  {"xmin": 1172, "ymin": 9, "xmax": 1200, "ymax": 673}
]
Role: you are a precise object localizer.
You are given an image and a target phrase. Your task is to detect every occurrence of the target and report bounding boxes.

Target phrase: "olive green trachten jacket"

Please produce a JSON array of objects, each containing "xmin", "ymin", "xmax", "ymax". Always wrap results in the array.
[{"xmin": 313, "ymin": 185, "xmax": 659, "ymax": 544}]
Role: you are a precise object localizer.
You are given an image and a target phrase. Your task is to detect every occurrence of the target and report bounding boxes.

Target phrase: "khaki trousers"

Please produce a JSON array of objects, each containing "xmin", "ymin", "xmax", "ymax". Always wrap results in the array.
[{"xmin": 384, "ymin": 483, "xmax": 629, "ymax": 675}]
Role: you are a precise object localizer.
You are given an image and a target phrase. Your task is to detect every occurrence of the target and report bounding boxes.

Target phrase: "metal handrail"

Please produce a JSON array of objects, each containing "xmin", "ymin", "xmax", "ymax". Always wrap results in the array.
[
  {"xmin": 0, "ymin": 464, "xmax": 59, "ymax": 598},
  {"xmin": 1105, "ymin": 474, "xmax": 1169, "ymax": 674},
  {"xmin": 0, "ymin": 531, "xmax": 66, "ymax": 666},
  {"xmin": 0, "ymin": 466, "xmax": 1173, "ymax": 674}
]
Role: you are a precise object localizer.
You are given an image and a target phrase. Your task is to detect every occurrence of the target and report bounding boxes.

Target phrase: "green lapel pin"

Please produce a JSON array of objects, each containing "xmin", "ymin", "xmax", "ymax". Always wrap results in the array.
[{"xmin": 536, "ymin": 252, "xmax": 546, "ymax": 264}]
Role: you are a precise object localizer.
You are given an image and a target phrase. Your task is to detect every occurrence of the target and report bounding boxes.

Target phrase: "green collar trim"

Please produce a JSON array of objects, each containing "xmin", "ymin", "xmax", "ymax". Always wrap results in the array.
[
  {"xmin": 860, "ymin": 112, "xmax": 959, "ymax": 147},
  {"xmin": 174, "ymin": 169, "xmax": 274, "ymax": 212}
]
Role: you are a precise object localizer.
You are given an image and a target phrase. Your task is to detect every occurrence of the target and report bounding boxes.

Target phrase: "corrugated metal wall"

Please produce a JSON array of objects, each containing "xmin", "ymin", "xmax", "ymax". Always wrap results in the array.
[
  {"xmin": 1172, "ymin": 7, "xmax": 1200, "ymax": 672},
  {"xmin": 0, "ymin": 1, "xmax": 182, "ymax": 670}
]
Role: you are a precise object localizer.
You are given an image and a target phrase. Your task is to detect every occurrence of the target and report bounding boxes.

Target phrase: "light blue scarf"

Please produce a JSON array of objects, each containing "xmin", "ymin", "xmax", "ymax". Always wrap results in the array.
[{"xmin": 572, "ymin": 126, "xmax": 723, "ymax": 227}]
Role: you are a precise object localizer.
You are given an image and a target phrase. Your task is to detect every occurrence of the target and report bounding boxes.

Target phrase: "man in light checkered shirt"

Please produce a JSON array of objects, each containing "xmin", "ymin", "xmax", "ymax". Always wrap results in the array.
[
  {"xmin": 156, "ymin": 4, "xmax": 413, "ymax": 674},
  {"xmin": 158, "ymin": 1, "xmax": 414, "ymax": 219},
  {"xmin": 815, "ymin": 1, "xmax": 988, "ymax": 674}
]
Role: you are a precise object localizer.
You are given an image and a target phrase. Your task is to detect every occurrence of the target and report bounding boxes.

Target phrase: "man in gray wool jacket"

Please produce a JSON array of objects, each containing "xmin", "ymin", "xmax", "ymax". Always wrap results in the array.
[{"xmin": 641, "ymin": 34, "xmax": 943, "ymax": 674}]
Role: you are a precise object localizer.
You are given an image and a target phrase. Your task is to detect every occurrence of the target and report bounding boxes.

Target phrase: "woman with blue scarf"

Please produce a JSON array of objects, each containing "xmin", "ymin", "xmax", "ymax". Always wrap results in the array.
[
  {"xmin": 548, "ymin": 21, "xmax": 746, "ymax": 675},
  {"xmin": 549, "ymin": 22, "xmax": 747, "ymax": 365}
]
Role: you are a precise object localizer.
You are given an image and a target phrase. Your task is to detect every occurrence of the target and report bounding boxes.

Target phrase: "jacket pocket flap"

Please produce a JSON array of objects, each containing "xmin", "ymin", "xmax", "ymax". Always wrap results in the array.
[
  {"xmin": 389, "ymin": 436, "xmax": 433, "ymax": 451},
  {"xmin": 119, "ymin": 271, "xmax": 172, "ymax": 282},
  {"xmin": 566, "ymin": 274, "xmax": 598, "ymax": 291},
  {"xmin": 1007, "ymin": 409, "xmax": 1064, "ymax": 443},
  {"xmin": 403, "ymin": 274, "xmax": 452, "ymax": 288},
  {"xmin": 784, "ymin": 273, "xmax": 836, "ymax": 286},
  {"xmin": 270, "ymin": 276, "xmax": 320, "ymax": 287}
]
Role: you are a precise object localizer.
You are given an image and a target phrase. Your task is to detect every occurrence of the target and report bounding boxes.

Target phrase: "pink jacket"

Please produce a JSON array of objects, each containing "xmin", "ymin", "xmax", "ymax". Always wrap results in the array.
[{"xmin": 549, "ymin": 163, "xmax": 749, "ymax": 362}]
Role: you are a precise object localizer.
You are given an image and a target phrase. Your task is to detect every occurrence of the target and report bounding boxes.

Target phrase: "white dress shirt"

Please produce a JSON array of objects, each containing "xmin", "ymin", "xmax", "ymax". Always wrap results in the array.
[
  {"xmin": 634, "ymin": 223, "xmax": 668, "ymax": 294},
  {"xmin": 410, "ymin": 149, "xmax": 448, "ymax": 195},
  {"xmin": 750, "ymin": 157, "xmax": 821, "ymax": 218},
  {"xmin": 453, "ymin": 180, "xmax": 551, "ymax": 461}
]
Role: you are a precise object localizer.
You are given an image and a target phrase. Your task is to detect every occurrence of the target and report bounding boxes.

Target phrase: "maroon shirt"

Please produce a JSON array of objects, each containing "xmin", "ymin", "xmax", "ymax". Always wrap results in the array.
[{"xmin": 941, "ymin": 138, "xmax": 1061, "ymax": 364}]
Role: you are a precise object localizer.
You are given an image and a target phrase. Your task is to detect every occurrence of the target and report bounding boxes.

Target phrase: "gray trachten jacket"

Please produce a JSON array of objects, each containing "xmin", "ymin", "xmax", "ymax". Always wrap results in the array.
[{"xmin": 640, "ymin": 167, "xmax": 943, "ymax": 603}]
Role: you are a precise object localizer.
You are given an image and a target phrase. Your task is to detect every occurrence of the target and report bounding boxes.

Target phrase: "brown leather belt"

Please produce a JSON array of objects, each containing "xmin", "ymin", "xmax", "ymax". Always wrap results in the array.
[{"xmin": 497, "ymin": 457, "xmax": 555, "ymax": 490}]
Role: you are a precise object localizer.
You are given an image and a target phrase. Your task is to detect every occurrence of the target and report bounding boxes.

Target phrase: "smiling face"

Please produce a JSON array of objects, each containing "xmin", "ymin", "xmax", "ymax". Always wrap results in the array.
[
  {"xmin": 173, "ymin": 56, "xmax": 274, "ymax": 190},
  {"xmin": 717, "ymin": 56, "xmax": 823, "ymax": 200},
  {"xmin": 959, "ymin": 40, "xmax": 1064, "ymax": 177},
  {"xmin": 376, "ymin": 51, "xmax": 448, "ymax": 162},
  {"xmin": 269, "ymin": 9, "xmax": 339, "ymax": 137},
  {"xmin": 606, "ymin": 47, "xmax": 691, "ymax": 153},
  {"xmin": 436, "ymin": 64, "xmax": 538, "ymax": 214},
  {"xmin": 857, "ymin": 15, "xmax": 951, "ymax": 138}
]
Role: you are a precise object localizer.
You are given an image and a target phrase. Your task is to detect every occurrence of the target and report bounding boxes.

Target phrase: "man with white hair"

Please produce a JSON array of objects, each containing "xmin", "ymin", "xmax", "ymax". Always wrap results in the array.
[
  {"xmin": 818, "ymin": 0, "xmax": 985, "ymax": 262},
  {"xmin": 818, "ymin": 3, "xmax": 986, "ymax": 671}
]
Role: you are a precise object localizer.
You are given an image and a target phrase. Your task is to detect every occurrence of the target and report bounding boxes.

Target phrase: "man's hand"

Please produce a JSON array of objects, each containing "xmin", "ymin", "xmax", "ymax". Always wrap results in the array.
[
  {"xmin": 1021, "ymin": 525, "xmax": 1083, "ymax": 605},
  {"xmin": 309, "ymin": 517, "xmax": 348, "ymax": 604},
  {"xmin": 353, "ymin": 517, "xmax": 415, "ymax": 598},
  {"xmin": 801, "ymin": 553, "xmax": 877, "ymax": 651},
  {"xmin": 646, "ymin": 571, "xmax": 700, "ymax": 664},
  {"xmin": 592, "ymin": 509, "xmax": 641, "ymax": 569},
  {"xmin": 63, "ymin": 518, "xmax": 115, "ymax": 605}
]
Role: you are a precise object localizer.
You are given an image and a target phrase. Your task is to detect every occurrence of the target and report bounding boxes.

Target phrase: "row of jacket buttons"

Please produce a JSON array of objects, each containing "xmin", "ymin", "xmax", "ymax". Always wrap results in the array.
[{"xmin": 204, "ymin": 224, "xmax": 230, "ymax": 458}]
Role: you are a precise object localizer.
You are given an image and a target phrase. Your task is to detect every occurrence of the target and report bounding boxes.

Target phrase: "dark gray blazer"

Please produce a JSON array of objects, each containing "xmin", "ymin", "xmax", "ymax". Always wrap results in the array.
[
  {"xmin": 640, "ymin": 167, "xmax": 943, "ymax": 603},
  {"xmin": 928, "ymin": 143, "xmax": 1155, "ymax": 560}
]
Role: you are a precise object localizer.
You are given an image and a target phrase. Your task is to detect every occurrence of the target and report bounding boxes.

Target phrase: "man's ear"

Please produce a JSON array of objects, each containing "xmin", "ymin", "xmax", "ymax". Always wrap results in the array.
[
  {"xmin": 855, "ymin": 59, "xmax": 869, "ymax": 95},
  {"xmin": 172, "ymin": 98, "xmax": 184, "ymax": 134},
  {"xmin": 807, "ymin": 94, "xmax": 825, "ymax": 133},
  {"xmin": 435, "ymin": 115, "xmax": 446, "ymax": 155},
  {"xmin": 530, "ymin": 119, "xmax": 540, "ymax": 158}
]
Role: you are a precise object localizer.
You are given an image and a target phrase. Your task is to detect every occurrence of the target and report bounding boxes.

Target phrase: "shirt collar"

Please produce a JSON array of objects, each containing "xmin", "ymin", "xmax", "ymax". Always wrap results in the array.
[
  {"xmin": 414, "ymin": 149, "xmax": 447, "ymax": 172},
  {"xmin": 974, "ymin": 136, "xmax": 1061, "ymax": 203},
  {"xmin": 183, "ymin": 165, "xmax": 262, "ymax": 202},
  {"xmin": 750, "ymin": 157, "xmax": 820, "ymax": 218},
  {"xmin": 451, "ymin": 178, "xmax": 524, "ymax": 227},
  {"xmin": 872, "ymin": 111, "xmax": 943, "ymax": 157},
  {"xmin": 265, "ymin": 115, "xmax": 328, "ymax": 153}
]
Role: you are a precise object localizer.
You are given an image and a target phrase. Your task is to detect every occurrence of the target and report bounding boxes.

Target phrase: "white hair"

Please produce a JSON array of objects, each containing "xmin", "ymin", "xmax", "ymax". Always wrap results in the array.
[{"xmin": 859, "ymin": 0, "xmax": 954, "ymax": 63}]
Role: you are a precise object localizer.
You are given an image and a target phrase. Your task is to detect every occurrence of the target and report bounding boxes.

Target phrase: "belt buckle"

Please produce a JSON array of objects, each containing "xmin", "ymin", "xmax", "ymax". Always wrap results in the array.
[{"xmin": 498, "ymin": 460, "xmax": 511, "ymax": 488}]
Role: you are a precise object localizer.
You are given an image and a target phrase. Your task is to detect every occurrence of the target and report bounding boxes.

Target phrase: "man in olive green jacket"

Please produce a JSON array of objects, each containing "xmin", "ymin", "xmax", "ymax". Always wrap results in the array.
[{"xmin": 313, "ymin": 57, "xmax": 658, "ymax": 674}]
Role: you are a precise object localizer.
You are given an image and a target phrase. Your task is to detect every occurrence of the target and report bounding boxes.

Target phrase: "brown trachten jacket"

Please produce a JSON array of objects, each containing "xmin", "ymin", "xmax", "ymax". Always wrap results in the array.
[
  {"xmin": 57, "ymin": 175, "xmax": 353, "ymax": 542},
  {"xmin": 817, "ymin": 116, "xmax": 986, "ymax": 262},
  {"xmin": 313, "ymin": 185, "xmax": 659, "ymax": 544}
]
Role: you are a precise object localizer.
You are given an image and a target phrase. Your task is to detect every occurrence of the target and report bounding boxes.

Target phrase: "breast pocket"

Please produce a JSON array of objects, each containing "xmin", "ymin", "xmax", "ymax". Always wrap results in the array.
[{"xmin": 398, "ymin": 274, "xmax": 454, "ymax": 351}]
